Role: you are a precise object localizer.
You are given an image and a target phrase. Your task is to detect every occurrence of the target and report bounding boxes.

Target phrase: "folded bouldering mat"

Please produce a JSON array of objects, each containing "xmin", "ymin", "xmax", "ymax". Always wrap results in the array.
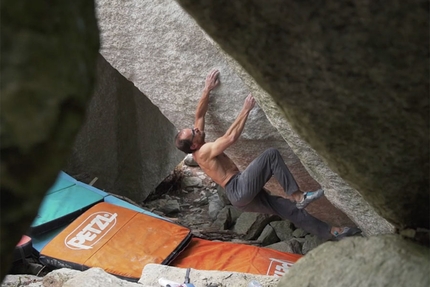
[
  {"xmin": 29, "ymin": 172, "xmax": 107, "ymax": 236},
  {"xmin": 171, "ymin": 237, "xmax": 302, "ymax": 277},
  {"xmin": 45, "ymin": 171, "xmax": 76, "ymax": 194},
  {"xmin": 39, "ymin": 202, "xmax": 192, "ymax": 281}
]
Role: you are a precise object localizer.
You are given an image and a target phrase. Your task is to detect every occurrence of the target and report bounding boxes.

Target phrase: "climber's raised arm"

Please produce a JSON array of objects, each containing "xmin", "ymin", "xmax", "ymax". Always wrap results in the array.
[
  {"xmin": 199, "ymin": 94, "xmax": 255, "ymax": 159},
  {"xmin": 194, "ymin": 69, "xmax": 220, "ymax": 131}
]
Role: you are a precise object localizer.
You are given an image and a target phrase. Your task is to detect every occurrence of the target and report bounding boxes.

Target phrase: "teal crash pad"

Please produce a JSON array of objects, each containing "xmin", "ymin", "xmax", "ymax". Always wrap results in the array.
[{"xmin": 29, "ymin": 172, "xmax": 107, "ymax": 235}]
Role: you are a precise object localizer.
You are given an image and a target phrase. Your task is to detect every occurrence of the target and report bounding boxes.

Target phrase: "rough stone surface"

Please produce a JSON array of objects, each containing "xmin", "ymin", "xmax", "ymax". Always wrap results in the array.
[
  {"xmin": 234, "ymin": 213, "xmax": 280, "ymax": 240},
  {"xmin": 181, "ymin": 177, "xmax": 203, "ymax": 189},
  {"xmin": 292, "ymin": 228, "xmax": 308, "ymax": 239},
  {"xmin": 257, "ymin": 225, "xmax": 280, "ymax": 246},
  {"xmin": 301, "ymin": 235, "xmax": 327, "ymax": 255},
  {"xmin": 266, "ymin": 241, "xmax": 301, "ymax": 254},
  {"xmin": 0, "ymin": 0, "xmax": 99, "ymax": 279},
  {"xmin": 216, "ymin": 185, "xmax": 232, "ymax": 206},
  {"xmin": 62, "ymin": 268, "xmax": 141, "ymax": 287},
  {"xmin": 1, "ymin": 274, "xmax": 42, "ymax": 287},
  {"xmin": 42, "ymin": 269, "xmax": 80, "ymax": 287},
  {"xmin": 95, "ymin": 0, "xmax": 360, "ymax": 231},
  {"xmin": 65, "ymin": 55, "xmax": 184, "ymax": 202},
  {"xmin": 2, "ymin": 268, "xmax": 141, "ymax": 287},
  {"xmin": 279, "ymin": 235, "xmax": 430, "ymax": 287},
  {"xmin": 173, "ymin": 0, "xmax": 428, "ymax": 231},
  {"xmin": 183, "ymin": 154, "xmax": 199, "ymax": 167},
  {"xmin": 2, "ymin": 265, "xmax": 280, "ymax": 287},
  {"xmin": 207, "ymin": 193, "xmax": 225, "ymax": 220},
  {"xmin": 270, "ymin": 221, "xmax": 294, "ymax": 241},
  {"xmin": 139, "ymin": 264, "xmax": 280, "ymax": 287},
  {"xmin": 211, "ymin": 206, "xmax": 240, "ymax": 230}
]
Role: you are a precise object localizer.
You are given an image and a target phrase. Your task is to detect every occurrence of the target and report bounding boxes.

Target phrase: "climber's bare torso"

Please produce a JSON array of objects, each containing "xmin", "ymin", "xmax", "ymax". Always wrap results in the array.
[{"xmin": 193, "ymin": 144, "xmax": 239, "ymax": 188}]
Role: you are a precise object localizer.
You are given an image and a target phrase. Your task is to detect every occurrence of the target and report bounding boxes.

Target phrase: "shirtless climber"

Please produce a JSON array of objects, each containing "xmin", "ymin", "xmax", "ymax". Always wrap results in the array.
[{"xmin": 175, "ymin": 69, "xmax": 361, "ymax": 240}]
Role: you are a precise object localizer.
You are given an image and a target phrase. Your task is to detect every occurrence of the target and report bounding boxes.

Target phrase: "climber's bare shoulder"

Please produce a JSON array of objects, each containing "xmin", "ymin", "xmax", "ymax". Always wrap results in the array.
[{"xmin": 193, "ymin": 142, "xmax": 240, "ymax": 188}]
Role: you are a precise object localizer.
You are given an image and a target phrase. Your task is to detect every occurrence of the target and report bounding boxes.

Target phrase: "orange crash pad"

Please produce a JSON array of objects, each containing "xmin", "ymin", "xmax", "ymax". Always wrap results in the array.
[
  {"xmin": 40, "ymin": 202, "xmax": 192, "ymax": 281},
  {"xmin": 172, "ymin": 237, "xmax": 302, "ymax": 277}
]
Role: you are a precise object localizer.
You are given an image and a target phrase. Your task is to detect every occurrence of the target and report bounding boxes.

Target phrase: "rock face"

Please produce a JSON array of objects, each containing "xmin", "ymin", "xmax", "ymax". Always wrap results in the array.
[
  {"xmin": 0, "ymin": 0, "xmax": 99, "ymax": 279},
  {"xmin": 173, "ymin": 0, "xmax": 429, "ymax": 232},
  {"xmin": 64, "ymin": 54, "xmax": 184, "ymax": 202},
  {"xmin": 2, "ymin": 265, "xmax": 280, "ymax": 287},
  {"xmin": 279, "ymin": 235, "xmax": 430, "ymax": 287},
  {"xmin": 140, "ymin": 264, "xmax": 280, "ymax": 287},
  {"xmin": 95, "ymin": 0, "xmax": 391, "ymax": 235}
]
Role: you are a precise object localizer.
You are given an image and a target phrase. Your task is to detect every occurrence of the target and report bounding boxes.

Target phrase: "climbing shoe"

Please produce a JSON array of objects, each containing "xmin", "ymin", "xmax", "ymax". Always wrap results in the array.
[
  {"xmin": 296, "ymin": 189, "xmax": 324, "ymax": 209},
  {"xmin": 333, "ymin": 227, "xmax": 362, "ymax": 241}
]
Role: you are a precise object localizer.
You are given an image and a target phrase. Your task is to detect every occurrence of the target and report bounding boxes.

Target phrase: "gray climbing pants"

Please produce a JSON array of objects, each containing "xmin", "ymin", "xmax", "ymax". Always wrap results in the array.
[{"xmin": 225, "ymin": 148, "xmax": 332, "ymax": 240}]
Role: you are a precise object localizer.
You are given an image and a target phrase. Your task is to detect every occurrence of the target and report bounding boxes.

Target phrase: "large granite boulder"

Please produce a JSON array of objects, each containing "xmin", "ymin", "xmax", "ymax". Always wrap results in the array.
[
  {"xmin": 0, "ymin": 0, "xmax": 99, "ymax": 280},
  {"xmin": 279, "ymin": 235, "xmax": 430, "ymax": 287},
  {"xmin": 65, "ymin": 54, "xmax": 184, "ymax": 202},
  {"xmin": 95, "ymin": 0, "xmax": 391, "ymax": 234}
]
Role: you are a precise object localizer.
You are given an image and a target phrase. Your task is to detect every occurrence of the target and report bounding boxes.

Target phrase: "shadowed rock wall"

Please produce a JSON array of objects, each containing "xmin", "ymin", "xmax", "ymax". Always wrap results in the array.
[
  {"xmin": 65, "ymin": 54, "xmax": 184, "ymax": 202},
  {"xmin": 0, "ymin": 0, "xmax": 99, "ymax": 279}
]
